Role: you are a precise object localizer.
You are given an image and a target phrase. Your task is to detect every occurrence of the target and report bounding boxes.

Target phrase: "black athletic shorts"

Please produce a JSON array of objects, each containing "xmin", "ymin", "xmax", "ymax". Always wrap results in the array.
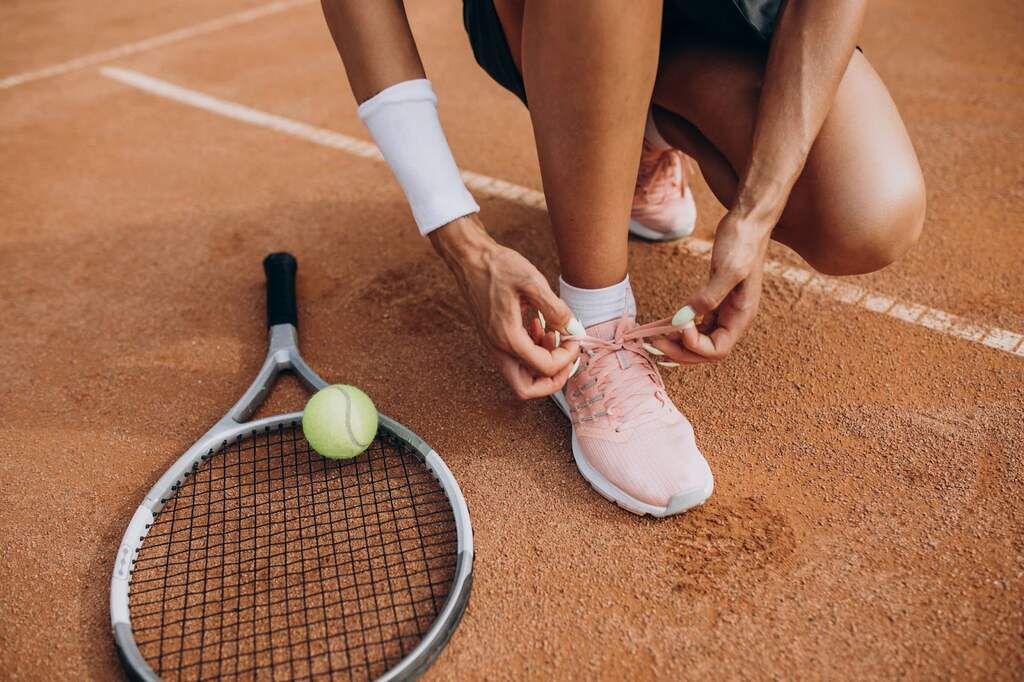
[{"xmin": 462, "ymin": 0, "xmax": 783, "ymax": 106}]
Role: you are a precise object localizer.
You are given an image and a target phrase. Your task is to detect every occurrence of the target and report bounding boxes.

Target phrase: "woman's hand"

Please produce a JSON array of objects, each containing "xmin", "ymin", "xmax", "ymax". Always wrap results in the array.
[
  {"xmin": 430, "ymin": 215, "xmax": 580, "ymax": 398},
  {"xmin": 652, "ymin": 210, "xmax": 772, "ymax": 363}
]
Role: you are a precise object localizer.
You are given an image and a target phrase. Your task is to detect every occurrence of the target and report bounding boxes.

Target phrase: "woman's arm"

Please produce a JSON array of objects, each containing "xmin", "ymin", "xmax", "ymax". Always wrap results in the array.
[
  {"xmin": 674, "ymin": 0, "xmax": 867, "ymax": 362},
  {"xmin": 321, "ymin": 0, "xmax": 580, "ymax": 397},
  {"xmin": 321, "ymin": 0, "xmax": 425, "ymax": 102},
  {"xmin": 736, "ymin": 0, "xmax": 866, "ymax": 228}
]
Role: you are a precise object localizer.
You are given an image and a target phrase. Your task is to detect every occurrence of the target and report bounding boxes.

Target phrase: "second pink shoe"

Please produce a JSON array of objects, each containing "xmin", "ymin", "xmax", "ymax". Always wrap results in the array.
[{"xmin": 629, "ymin": 139, "xmax": 698, "ymax": 242}]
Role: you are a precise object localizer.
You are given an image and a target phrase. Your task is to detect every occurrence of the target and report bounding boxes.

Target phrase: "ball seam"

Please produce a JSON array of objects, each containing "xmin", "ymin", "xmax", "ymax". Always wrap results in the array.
[{"xmin": 329, "ymin": 385, "xmax": 372, "ymax": 448}]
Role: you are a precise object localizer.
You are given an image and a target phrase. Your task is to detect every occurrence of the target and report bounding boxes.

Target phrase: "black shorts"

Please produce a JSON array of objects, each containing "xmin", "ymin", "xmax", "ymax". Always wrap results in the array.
[{"xmin": 462, "ymin": 0, "xmax": 783, "ymax": 106}]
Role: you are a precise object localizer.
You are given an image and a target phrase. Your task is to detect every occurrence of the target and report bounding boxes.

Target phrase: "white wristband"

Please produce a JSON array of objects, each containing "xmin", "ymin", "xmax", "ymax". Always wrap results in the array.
[{"xmin": 358, "ymin": 79, "xmax": 480, "ymax": 236}]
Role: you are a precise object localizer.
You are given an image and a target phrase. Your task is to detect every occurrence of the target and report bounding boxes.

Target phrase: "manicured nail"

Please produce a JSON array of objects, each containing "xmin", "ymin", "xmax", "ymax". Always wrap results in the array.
[
  {"xmin": 568, "ymin": 357, "xmax": 581, "ymax": 378},
  {"xmin": 657, "ymin": 361, "xmax": 680, "ymax": 368},
  {"xmin": 537, "ymin": 310, "xmax": 547, "ymax": 330},
  {"xmin": 642, "ymin": 342, "xmax": 665, "ymax": 356},
  {"xmin": 553, "ymin": 330, "xmax": 561, "ymax": 347},
  {"xmin": 671, "ymin": 305, "xmax": 695, "ymax": 327},
  {"xmin": 564, "ymin": 317, "xmax": 585, "ymax": 336}
]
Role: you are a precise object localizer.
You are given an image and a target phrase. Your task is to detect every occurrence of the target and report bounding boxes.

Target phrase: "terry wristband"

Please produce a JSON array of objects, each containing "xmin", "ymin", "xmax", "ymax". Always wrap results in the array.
[{"xmin": 358, "ymin": 79, "xmax": 480, "ymax": 236}]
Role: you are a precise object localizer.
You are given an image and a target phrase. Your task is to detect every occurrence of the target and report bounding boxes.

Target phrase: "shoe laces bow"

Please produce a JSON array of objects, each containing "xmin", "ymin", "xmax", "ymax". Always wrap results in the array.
[{"xmin": 563, "ymin": 313, "xmax": 679, "ymax": 431}]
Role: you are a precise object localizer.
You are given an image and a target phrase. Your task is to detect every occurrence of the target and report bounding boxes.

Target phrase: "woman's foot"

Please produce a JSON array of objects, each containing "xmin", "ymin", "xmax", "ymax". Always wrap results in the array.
[
  {"xmin": 553, "ymin": 313, "xmax": 714, "ymax": 517},
  {"xmin": 629, "ymin": 139, "xmax": 698, "ymax": 241}
]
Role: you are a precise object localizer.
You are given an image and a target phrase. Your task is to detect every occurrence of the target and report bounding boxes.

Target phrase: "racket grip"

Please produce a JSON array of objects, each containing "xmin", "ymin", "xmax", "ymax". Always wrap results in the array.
[{"xmin": 263, "ymin": 252, "xmax": 298, "ymax": 327}]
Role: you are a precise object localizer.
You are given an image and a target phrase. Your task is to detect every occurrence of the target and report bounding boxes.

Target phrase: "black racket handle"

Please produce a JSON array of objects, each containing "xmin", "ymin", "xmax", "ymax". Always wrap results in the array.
[{"xmin": 263, "ymin": 252, "xmax": 298, "ymax": 328}]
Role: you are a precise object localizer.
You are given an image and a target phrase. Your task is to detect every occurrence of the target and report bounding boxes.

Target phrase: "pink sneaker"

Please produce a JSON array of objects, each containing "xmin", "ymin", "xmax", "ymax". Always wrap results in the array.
[
  {"xmin": 553, "ymin": 314, "xmax": 714, "ymax": 517},
  {"xmin": 629, "ymin": 139, "xmax": 698, "ymax": 241}
]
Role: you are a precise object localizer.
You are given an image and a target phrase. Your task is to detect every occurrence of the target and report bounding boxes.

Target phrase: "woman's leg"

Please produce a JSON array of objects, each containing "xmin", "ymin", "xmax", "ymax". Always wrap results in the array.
[
  {"xmin": 493, "ymin": 0, "xmax": 662, "ymax": 289},
  {"xmin": 651, "ymin": 39, "xmax": 926, "ymax": 276},
  {"xmin": 488, "ymin": 1, "xmax": 715, "ymax": 521}
]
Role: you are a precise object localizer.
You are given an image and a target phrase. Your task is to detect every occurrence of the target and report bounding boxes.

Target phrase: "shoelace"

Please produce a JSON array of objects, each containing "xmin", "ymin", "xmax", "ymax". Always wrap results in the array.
[
  {"xmin": 635, "ymin": 146, "xmax": 696, "ymax": 206},
  {"xmin": 563, "ymin": 315, "xmax": 679, "ymax": 431}
]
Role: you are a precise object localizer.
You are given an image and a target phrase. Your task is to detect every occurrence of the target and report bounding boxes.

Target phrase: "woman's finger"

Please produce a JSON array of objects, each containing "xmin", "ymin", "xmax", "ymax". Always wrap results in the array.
[
  {"xmin": 493, "ymin": 348, "xmax": 572, "ymax": 399},
  {"xmin": 649, "ymin": 334, "xmax": 709, "ymax": 364},
  {"xmin": 540, "ymin": 329, "xmax": 562, "ymax": 351},
  {"xmin": 686, "ymin": 267, "xmax": 743, "ymax": 318},
  {"xmin": 679, "ymin": 321, "xmax": 721, "ymax": 358},
  {"xmin": 528, "ymin": 316, "xmax": 545, "ymax": 344},
  {"xmin": 521, "ymin": 275, "xmax": 582, "ymax": 335},
  {"xmin": 502, "ymin": 324, "xmax": 578, "ymax": 377}
]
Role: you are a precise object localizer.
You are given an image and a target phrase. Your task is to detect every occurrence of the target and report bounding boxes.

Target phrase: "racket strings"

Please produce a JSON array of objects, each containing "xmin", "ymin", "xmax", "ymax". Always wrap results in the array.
[{"xmin": 129, "ymin": 422, "xmax": 459, "ymax": 681}]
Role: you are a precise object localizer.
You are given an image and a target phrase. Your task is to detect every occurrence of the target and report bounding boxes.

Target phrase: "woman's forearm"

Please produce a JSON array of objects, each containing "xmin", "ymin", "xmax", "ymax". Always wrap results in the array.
[
  {"xmin": 321, "ymin": 0, "xmax": 425, "ymax": 103},
  {"xmin": 734, "ymin": 0, "xmax": 866, "ymax": 227}
]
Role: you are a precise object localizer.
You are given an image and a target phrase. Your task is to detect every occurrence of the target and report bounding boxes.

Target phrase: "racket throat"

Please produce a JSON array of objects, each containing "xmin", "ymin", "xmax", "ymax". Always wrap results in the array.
[
  {"xmin": 229, "ymin": 323, "xmax": 327, "ymax": 423},
  {"xmin": 268, "ymin": 322, "xmax": 300, "ymax": 357}
]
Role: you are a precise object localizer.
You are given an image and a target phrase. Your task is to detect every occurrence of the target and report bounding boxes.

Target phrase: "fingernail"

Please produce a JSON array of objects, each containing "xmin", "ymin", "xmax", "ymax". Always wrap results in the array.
[
  {"xmin": 564, "ymin": 317, "xmax": 585, "ymax": 337},
  {"xmin": 568, "ymin": 357, "xmax": 581, "ymax": 378},
  {"xmin": 672, "ymin": 305, "xmax": 695, "ymax": 327},
  {"xmin": 553, "ymin": 330, "xmax": 561, "ymax": 347},
  {"xmin": 657, "ymin": 361, "xmax": 680, "ymax": 368},
  {"xmin": 537, "ymin": 310, "xmax": 547, "ymax": 330},
  {"xmin": 642, "ymin": 342, "xmax": 665, "ymax": 356}
]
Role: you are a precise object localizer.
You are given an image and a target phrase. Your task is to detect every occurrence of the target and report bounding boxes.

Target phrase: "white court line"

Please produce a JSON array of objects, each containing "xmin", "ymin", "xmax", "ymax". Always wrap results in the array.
[
  {"xmin": 99, "ymin": 66, "xmax": 1024, "ymax": 359},
  {"xmin": 0, "ymin": 0, "xmax": 313, "ymax": 90}
]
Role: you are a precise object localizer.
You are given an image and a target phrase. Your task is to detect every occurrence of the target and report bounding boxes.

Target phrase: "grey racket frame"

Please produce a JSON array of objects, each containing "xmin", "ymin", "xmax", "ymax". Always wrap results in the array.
[{"xmin": 110, "ymin": 256, "xmax": 474, "ymax": 682}]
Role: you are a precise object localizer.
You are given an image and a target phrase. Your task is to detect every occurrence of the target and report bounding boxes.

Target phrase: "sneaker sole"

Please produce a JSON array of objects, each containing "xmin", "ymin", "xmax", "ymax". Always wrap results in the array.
[
  {"xmin": 550, "ymin": 392, "xmax": 714, "ymax": 518},
  {"xmin": 629, "ymin": 188, "xmax": 697, "ymax": 242},
  {"xmin": 628, "ymin": 218, "xmax": 694, "ymax": 242}
]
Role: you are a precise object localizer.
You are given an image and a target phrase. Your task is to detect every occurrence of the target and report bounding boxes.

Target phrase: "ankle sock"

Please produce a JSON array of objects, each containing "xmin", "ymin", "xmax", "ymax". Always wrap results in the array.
[
  {"xmin": 644, "ymin": 106, "xmax": 672, "ymax": 151},
  {"xmin": 559, "ymin": 275, "xmax": 637, "ymax": 329}
]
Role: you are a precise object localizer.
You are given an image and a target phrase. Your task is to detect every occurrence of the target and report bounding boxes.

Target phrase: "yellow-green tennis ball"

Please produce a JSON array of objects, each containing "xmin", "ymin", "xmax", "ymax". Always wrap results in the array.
[{"xmin": 302, "ymin": 385, "xmax": 379, "ymax": 459}]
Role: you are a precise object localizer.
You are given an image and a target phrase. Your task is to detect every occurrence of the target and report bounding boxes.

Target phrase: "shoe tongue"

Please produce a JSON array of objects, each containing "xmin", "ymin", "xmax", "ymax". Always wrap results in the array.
[
  {"xmin": 583, "ymin": 316, "xmax": 664, "ymax": 424},
  {"xmin": 585, "ymin": 316, "xmax": 633, "ymax": 341},
  {"xmin": 586, "ymin": 316, "xmax": 643, "ymax": 372}
]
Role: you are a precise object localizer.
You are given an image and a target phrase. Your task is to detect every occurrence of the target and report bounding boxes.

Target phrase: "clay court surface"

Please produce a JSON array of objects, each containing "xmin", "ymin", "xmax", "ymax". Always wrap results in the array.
[{"xmin": 2, "ymin": 0, "xmax": 1023, "ymax": 679}]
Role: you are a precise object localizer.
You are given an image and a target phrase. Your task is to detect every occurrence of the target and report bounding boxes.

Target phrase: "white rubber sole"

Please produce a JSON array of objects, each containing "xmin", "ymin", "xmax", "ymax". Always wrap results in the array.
[
  {"xmin": 550, "ymin": 391, "xmax": 713, "ymax": 518},
  {"xmin": 628, "ymin": 188, "xmax": 697, "ymax": 242},
  {"xmin": 628, "ymin": 219, "xmax": 694, "ymax": 242}
]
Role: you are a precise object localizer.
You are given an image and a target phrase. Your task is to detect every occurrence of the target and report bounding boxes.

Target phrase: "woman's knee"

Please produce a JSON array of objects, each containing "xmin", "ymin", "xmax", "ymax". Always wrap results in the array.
[{"xmin": 798, "ymin": 169, "xmax": 926, "ymax": 277}]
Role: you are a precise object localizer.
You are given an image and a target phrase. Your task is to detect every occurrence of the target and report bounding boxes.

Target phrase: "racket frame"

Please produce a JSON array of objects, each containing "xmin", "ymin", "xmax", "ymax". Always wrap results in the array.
[{"xmin": 111, "ymin": 308, "xmax": 473, "ymax": 681}]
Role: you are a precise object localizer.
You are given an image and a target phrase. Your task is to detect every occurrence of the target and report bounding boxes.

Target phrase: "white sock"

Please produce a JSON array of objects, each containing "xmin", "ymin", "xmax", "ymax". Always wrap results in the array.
[
  {"xmin": 559, "ymin": 275, "xmax": 637, "ymax": 329},
  {"xmin": 644, "ymin": 106, "xmax": 672, "ymax": 151}
]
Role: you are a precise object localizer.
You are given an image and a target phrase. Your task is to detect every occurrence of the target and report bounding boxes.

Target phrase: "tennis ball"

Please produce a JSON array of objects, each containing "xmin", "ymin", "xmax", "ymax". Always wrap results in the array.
[{"xmin": 302, "ymin": 385, "xmax": 379, "ymax": 459}]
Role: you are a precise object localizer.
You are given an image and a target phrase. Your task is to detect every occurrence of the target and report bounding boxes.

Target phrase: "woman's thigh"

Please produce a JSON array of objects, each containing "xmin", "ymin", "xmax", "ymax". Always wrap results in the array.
[{"xmin": 654, "ymin": 40, "xmax": 926, "ymax": 275}]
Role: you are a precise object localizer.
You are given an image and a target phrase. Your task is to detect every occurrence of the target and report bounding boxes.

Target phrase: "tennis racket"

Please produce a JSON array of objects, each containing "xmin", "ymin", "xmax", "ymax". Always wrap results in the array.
[{"xmin": 110, "ymin": 253, "xmax": 473, "ymax": 681}]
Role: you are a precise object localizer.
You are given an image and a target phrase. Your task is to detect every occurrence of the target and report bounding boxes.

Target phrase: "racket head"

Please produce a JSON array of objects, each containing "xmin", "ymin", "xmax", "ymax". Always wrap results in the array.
[
  {"xmin": 112, "ymin": 253, "xmax": 473, "ymax": 680},
  {"xmin": 112, "ymin": 411, "xmax": 473, "ymax": 681}
]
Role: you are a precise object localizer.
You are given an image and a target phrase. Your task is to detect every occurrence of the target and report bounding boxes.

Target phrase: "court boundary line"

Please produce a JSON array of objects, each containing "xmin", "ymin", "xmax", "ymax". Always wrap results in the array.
[
  {"xmin": 99, "ymin": 66, "xmax": 1024, "ymax": 359},
  {"xmin": 0, "ymin": 0, "xmax": 314, "ymax": 90}
]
